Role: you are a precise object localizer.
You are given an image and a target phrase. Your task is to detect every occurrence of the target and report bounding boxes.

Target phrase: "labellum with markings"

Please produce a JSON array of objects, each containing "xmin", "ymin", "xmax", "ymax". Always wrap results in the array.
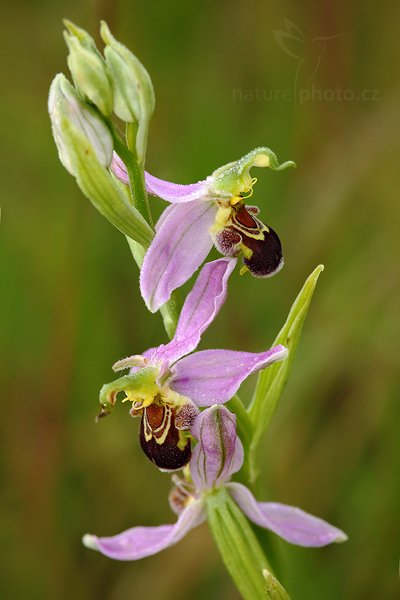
[
  {"xmin": 213, "ymin": 201, "xmax": 283, "ymax": 277},
  {"xmin": 130, "ymin": 392, "xmax": 195, "ymax": 471}
]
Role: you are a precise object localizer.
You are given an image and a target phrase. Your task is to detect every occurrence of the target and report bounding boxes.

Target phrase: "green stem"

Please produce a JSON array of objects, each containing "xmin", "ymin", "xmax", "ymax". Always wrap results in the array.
[
  {"xmin": 226, "ymin": 395, "xmax": 253, "ymax": 484},
  {"xmin": 225, "ymin": 399, "xmax": 283, "ymax": 580},
  {"xmin": 108, "ymin": 122, "xmax": 153, "ymax": 226},
  {"xmin": 106, "ymin": 123, "xmax": 180, "ymax": 338},
  {"xmin": 126, "ymin": 237, "xmax": 181, "ymax": 339},
  {"xmin": 159, "ymin": 291, "xmax": 181, "ymax": 339}
]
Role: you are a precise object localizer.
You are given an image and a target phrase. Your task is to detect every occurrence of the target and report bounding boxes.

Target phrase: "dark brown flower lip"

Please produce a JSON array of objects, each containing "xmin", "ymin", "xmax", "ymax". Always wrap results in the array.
[
  {"xmin": 213, "ymin": 203, "xmax": 284, "ymax": 278},
  {"xmin": 139, "ymin": 403, "xmax": 192, "ymax": 471},
  {"xmin": 240, "ymin": 223, "xmax": 283, "ymax": 278}
]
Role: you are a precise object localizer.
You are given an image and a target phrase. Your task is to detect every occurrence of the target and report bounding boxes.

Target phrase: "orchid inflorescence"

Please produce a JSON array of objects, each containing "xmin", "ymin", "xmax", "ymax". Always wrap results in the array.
[{"xmin": 49, "ymin": 20, "xmax": 347, "ymax": 599}]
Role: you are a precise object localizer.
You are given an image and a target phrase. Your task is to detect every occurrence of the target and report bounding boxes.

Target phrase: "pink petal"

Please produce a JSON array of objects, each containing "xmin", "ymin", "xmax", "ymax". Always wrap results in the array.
[
  {"xmin": 170, "ymin": 346, "xmax": 288, "ymax": 407},
  {"xmin": 227, "ymin": 483, "xmax": 348, "ymax": 547},
  {"xmin": 155, "ymin": 204, "xmax": 176, "ymax": 232},
  {"xmin": 110, "ymin": 152, "xmax": 129, "ymax": 184},
  {"xmin": 190, "ymin": 406, "xmax": 244, "ymax": 491},
  {"xmin": 140, "ymin": 201, "xmax": 216, "ymax": 312},
  {"xmin": 153, "ymin": 258, "xmax": 236, "ymax": 363},
  {"xmin": 145, "ymin": 172, "xmax": 209, "ymax": 203},
  {"xmin": 83, "ymin": 499, "xmax": 205, "ymax": 560},
  {"xmin": 110, "ymin": 153, "xmax": 209, "ymax": 203}
]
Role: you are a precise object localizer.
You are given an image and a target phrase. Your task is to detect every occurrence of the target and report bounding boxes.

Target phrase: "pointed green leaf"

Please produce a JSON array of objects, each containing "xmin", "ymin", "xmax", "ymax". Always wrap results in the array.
[
  {"xmin": 248, "ymin": 265, "xmax": 324, "ymax": 481},
  {"xmin": 263, "ymin": 568, "xmax": 291, "ymax": 599}
]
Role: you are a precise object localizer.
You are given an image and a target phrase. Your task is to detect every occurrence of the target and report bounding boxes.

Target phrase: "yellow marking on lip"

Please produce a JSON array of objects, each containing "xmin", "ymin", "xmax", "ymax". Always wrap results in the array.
[
  {"xmin": 211, "ymin": 205, "xmax": 232, "ymax": 233},
  {"xmin": 240, "ymin": 244, "xmax": 253, "ymax": 260},
  {"xmin": 177, "ymin": 429, "xmax": 190, "ymax": 451}
]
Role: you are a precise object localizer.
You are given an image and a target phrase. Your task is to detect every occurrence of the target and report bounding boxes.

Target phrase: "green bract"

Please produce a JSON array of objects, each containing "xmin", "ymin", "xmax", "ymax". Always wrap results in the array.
[{"xmin": 248, "ymin": 264, "xmax": 325, "ymax": 482}]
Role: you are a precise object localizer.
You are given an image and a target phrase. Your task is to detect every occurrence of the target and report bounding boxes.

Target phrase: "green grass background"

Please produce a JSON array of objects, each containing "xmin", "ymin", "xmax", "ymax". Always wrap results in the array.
[{"xmin": 1, "ymin": 0, "xmax": 399, "ymax": 598}]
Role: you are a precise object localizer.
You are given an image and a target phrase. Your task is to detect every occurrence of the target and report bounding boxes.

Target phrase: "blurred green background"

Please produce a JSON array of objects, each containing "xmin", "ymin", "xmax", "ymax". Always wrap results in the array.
[{"xmin": 1, "ymin": 0, "xmax": 399, "ymax": 598}]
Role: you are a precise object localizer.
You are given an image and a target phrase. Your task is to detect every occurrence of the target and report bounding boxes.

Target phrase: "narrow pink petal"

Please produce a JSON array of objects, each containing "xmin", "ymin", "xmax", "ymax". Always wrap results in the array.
[
  {"xmin": 227, "ymin": 483, "xmax": 348, "ymax": 547},
  {"xmin": 140, "ymin": 201, "xmax": 216, "ymax": 312},
  {"xmin": 110, "ymin": 152, "xmax": 129, "ymax": 184},
  {"xmin": 145, "ymin": 172, "xmax": 209, "ymax": 203},
  {"xmin": 190, "ymin": 406, "xmax": 244, "ymax": 491},
  {"xmin": 170, "ymin": 346, "xmax": 288, "ymax": 407},
  {"xmin": 153, "ymin": 258, "xmax": 236, "ymax": 363},
  {"xmin": 82, "ymin": 499, "xmax": 205, "ymax": 560},
  {"xmin": 110, "ymin": 153, "xmax": 209, "ymax": 203}
]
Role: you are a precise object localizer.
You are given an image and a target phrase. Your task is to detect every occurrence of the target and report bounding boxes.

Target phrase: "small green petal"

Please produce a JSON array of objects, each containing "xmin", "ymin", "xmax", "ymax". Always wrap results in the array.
[
  {"xmin": 98, "ymin": 367, "xmax": 159, "ymax": 416},
  {"xmin": 211, "ymin": 147, "xmax": 296, "ymax": 196}
]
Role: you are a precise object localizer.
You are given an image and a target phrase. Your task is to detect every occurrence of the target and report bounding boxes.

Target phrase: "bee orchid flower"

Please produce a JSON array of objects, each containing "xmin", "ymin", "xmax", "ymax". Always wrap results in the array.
[
  {"xmin": 99, "ymin": 258, "xmax": 287, "ymax": 471},
  {"xmin": 112, "ymin": 147, "xmax": 295, "ymax": 312},
  {"xmin": 83, "ymin": 405, "xmax": 347, "ymax": 560}
]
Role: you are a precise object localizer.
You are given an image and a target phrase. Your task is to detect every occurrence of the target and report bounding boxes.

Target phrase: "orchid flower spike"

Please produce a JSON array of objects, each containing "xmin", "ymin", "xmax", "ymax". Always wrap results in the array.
[
  {"xmin": 98, "ymin": 258, "xmax": 287, "ymax": 471},
  {"xmin": 112, "ymin": 147, "xmax": 296, "ymax": 312},
  {"xmin": 83, "ymin": 405, "xmax": 347, "ymax": 560}
]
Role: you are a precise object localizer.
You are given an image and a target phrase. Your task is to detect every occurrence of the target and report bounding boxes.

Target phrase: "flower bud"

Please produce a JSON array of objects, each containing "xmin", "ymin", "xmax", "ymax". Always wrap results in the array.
[
  {"xmin": 62, "ymin": 19, "xmax": 98, "ymax": 51},
  {"xmin": 48, "ymin": 74, "xmax": 153, "ymax": 248},
  {"xmin": 63, "ymin": 20, "xmax": 113, "ymax": 116},
  {"xmin": 100, "ymin": 21, "xmax": 155, "ymax": 162},
  {"xmin": 48, "ymin": 73, "xmax": 113, "ymax": 176}
]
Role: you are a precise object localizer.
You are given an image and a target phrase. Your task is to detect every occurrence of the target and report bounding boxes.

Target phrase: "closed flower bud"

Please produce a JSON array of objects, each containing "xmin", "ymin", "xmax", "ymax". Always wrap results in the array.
[
  {"xmin": 100, "ymin": 21, "xmax": 155, "ymax": 162},
  {"xmin": 63, "ymin": 20, "xmax": 113, "ymax": 116},
  {"xmin": 48, "ymin": 73, "xmax": 153, "ymax": 247},
  {"xmin": 62, "ymin": 19, "xmax": 98, "ymax": 51},
  {"xmin": 48, "ymin": 73, "xmax": 113, "ymax": 176}
]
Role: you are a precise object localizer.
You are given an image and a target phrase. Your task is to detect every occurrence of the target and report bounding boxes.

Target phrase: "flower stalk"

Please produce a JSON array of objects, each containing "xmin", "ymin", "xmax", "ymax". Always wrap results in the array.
[
  {"xmin": 108, "ymin": 121, "xmax": 153, "ymax": 226},
  {"xmin": 206, "ymin": 486, "xmax": 271, "ymax": 600}
]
